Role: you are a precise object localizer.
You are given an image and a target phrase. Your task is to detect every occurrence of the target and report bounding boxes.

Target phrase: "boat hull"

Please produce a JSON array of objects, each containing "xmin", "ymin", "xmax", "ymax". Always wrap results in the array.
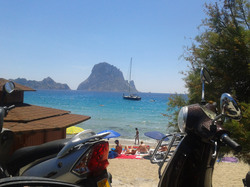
[{"xmin": 123, "ymin": 95, "xmax": 141, "ymax": 100}]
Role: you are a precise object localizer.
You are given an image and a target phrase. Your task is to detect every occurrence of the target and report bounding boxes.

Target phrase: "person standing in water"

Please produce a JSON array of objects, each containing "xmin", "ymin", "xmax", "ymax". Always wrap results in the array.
[{"xmin": 135, "ymin": 128, "xmax": 139, "ymax": 145}]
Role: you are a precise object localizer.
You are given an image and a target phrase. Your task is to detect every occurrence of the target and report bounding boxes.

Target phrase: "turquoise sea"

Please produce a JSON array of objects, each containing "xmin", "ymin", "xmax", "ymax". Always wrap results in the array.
[{"xmin": 24, "ymin": 90, "xmax": 176, "ymax": 140}]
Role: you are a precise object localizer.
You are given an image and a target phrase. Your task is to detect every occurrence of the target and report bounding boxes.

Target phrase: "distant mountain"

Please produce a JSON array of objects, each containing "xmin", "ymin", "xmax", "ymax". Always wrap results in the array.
[
  {"xmin": 11, "ymin": 77, "xmax": 71, "ymax": 90},
  {"xmin": 77, "ymin": 62, "xmax": 138, "ymax": 92}
]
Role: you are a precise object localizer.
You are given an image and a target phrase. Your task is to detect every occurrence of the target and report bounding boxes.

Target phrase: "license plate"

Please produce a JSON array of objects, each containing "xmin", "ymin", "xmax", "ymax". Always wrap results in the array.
[{"xmin": 97, "ymin": 178, "xmax": 110, "ymax": 187}]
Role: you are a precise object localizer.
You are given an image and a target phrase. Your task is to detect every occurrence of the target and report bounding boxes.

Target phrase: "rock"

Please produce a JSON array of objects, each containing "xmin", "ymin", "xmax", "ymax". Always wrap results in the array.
[{"xmin": 77, "ymin": 62, "xmax": 138, "ymax": 92}]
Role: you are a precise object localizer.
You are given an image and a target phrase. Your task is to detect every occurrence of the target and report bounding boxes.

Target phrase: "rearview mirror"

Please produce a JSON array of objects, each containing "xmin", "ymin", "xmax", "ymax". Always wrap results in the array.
[
  {"xmin": 3, "ymin": 82, "xmax": 15, "ymax": 94},
  {"xmin": 201, "ymin": 67, "xmax": 212, "ymax": 84},
  {"xmin": 200, "ymin": 67, "xmax": 212, "ymax": 104},
  {"xmin": 220, "ymin": 93, "xmax": 241, "ymax": 121}
]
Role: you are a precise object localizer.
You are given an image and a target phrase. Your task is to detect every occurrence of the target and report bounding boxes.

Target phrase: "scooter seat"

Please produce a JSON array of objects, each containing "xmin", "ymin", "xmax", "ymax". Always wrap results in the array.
[{"xmin": 7, "ymin": 138, "xmax": 69, "ymax": 175}]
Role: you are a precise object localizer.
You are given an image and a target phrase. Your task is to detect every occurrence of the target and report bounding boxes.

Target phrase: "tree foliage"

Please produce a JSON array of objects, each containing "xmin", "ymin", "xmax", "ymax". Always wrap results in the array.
[
  {"xmin": 183, "ymin": 0, "xmax": 249, "ymax": 103},
  {"xmin": 167, "ymin": 0, "xmax": 250, "ymax": 163},
  {"xmin": 166, "ymin": 93, "xmax": 187, "ymax": 131}
]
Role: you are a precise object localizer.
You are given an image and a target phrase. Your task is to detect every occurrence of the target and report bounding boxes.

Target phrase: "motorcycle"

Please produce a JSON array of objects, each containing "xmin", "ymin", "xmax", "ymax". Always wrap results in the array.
[
  {"xmin": 243, "ymin": 171, "xmax": 250, "ymax": 187},
  {"xmin": 0, "ymin": 176, "xmax": 80, "ymax": 187},
  {"xmin": 0, "ymin": 81, "xmax": 112, "ymax": 187},
  {"xmin": 151, "ymin": 67, "xmax": 243, "ymax": 187}
]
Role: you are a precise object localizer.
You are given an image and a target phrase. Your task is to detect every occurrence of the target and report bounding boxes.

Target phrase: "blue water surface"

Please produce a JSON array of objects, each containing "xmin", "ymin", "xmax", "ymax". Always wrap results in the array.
[{"xmin": 24, "ymin": 90, "xmax": 176, "ymax": 140}]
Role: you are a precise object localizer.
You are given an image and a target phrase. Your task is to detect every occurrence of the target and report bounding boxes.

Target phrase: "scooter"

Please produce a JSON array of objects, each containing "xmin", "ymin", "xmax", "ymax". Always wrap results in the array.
[
  {"xmin": 0, "ymin": 81, "xmax": 112, "ymax": 187},
  {"xmin": 151, "ymin": 67, "xmax": 243, "ymax": 187},
  {"xmin": 0, "ymin": 176, "xmax": 80, "ymax": 187}
]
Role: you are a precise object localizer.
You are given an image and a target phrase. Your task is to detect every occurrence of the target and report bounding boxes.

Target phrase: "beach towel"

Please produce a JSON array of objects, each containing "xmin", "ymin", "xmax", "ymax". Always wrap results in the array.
[
  {"xmin": 115, "ymin": 154, "xmax": 142, "ymax": 159},
  {"xmin": 217, "ymin": 157, "xmax": 239, "ymax": 163}
]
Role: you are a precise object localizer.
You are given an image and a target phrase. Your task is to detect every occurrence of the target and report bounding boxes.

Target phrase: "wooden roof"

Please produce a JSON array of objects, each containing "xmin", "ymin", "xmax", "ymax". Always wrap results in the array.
[
  {"xmin": 0, "ymin": 78, "xmax": 35, "ymax": 91},
  {"xmin": 5, "ymin": 104, "xmax": 70, "ymax": 122},
  {"xmin": 3, "ymin": 103, "xmax": 90, "ymax": 133}
]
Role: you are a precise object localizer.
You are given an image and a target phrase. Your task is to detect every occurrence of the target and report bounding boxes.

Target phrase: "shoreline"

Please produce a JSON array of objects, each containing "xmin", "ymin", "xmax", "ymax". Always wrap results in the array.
[
  {"xmin": 66, "ymin": 135, "xmax": 158, "ymax": 148},
  {"xmin": 108, "ymin": 138, "xmax": 158, "ymax": 149}
]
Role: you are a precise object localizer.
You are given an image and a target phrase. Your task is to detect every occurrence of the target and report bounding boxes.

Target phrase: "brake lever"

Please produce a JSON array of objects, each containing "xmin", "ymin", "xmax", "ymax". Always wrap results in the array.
[
  {"xmin": 3, "ymin": 105, "xmax": 15, "ymax": 117},
  {"xmin": 212, "ymin": 141, "xmax": 217, "ymax": 159}
]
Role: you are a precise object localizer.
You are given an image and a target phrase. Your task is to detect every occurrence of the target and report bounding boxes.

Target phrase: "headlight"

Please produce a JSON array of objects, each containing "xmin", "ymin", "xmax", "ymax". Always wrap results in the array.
[{"xmin": 178, "ymin": 106, "xmax": 188, "ymax": 133}]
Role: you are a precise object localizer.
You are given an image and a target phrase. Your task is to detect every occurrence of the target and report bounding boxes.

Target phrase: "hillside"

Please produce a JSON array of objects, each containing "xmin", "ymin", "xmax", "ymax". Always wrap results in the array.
[{"xmin": 11, "ymin": 77, "xmax": 71, "ymax": 90}]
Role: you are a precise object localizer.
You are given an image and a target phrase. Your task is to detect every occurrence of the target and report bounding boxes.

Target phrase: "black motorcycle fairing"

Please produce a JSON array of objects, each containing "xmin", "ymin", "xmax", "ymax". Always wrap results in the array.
[
  {"xmin": 158, "ymin": 135, "xmax": 215, "ymax": 187},
  {"xmin": 186, "ymin": 104, "xmax": 226, "ymax": 141},
  {"xmin": 0, "ymin": 130, "xmax": 14, "ymax": 167},
  {"xmin": 6, "ymin": 138, "xmax": 69, "ymax": 175}
]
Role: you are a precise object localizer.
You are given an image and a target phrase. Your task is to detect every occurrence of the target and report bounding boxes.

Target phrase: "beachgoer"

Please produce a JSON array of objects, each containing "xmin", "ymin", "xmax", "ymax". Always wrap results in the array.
[
  {"xmin": 135, "ymin": 128, "xmax": 139, "ymax": 145},
  {"xmin": 128, "ymin": 149, "xmax": 137, "ymax": 155},
  {"xmin": 136, "ymin": 141, "xmax": 149, "ymax": 154},
  {"xmin": 159, "ymin": 145, "xmax": 168, "ymax": 152},
  {"xmin": 124, "ymin": 146, "xmax": 137, "ymax": 155},
  {"xmin": 108, "ymin": 140, "xmax": 122, "ymax": 159},
  {"xmin": 114, "ymin": 140, "xmax": 122, "ymax": 154},
  {"xmin": 123, "ymin": 145, "xmax": 130, "ymax": 153}
]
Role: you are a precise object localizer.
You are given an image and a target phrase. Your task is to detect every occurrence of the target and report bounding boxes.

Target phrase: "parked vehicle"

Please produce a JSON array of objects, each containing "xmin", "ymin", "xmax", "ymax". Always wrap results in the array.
[
  {"xmin": 151, "ymin": 67, "xmax": 244, "ymax": 187},
  {"xmin": 0, "ymin": 81, "xmax": 112, "ymax": 187},
  {"xmin": 0, "ymin": 176, "xmax": 80, "ymax": 187},
  {"xmin": 243, "ymin": 171, "xmax": 250, "ymax": 187}
]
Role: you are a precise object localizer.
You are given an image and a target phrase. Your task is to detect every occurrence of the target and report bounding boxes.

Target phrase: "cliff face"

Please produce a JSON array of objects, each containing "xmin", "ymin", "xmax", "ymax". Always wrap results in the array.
[
  {"xmin": 77, "ymin": 62, "xmax": 138, "ymax": 92},
  {"xmin": 11, "ymin": 77, "xmax": 71, "ymax": 90}
]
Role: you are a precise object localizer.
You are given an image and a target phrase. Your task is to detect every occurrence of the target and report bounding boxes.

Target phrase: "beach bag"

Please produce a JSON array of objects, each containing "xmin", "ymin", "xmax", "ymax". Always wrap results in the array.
[{"xmin": 108, "ymin": 150, "xmax": 118, "ymax": 159}]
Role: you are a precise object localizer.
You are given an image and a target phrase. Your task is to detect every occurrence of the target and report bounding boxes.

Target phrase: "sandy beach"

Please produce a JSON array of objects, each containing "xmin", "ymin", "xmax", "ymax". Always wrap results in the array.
[
  {"xmin": 108, "ymin": 139, "xmax": 249, "ymax": 187},
  {"xmin": 108, "ymin": 156, "xmax": 249, "ymax": 187}
]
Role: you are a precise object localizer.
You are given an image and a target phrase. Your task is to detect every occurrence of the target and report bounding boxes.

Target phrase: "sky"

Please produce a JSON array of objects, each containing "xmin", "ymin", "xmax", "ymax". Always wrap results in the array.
[{"xmin": 0, "ymin": 0, "xmax": 216, "ymax": 93}]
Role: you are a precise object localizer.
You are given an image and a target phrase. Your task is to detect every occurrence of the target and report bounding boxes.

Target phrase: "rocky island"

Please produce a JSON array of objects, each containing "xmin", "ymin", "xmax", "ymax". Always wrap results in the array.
[
  {"xmin": 11, "ymin": 77, "xmax": 71, "ymax": 90},
  {"xmin": 77, "ymin": 62, "xmax": 138, "ymax": 92}
]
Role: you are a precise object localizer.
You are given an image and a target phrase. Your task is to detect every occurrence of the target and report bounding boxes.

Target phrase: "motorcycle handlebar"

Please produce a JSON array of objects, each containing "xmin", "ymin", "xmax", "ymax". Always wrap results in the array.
[
  {"xmin": 220, "ymin": 133, "xmax": 242, "ymax": 152},
  {"xmin": 8, "ymin": 105, "xmax": 15, "ymax": 109},
  {"xmin": 7, "ymin": 105, "xmax": 15, "ymax": 111},
  {"xmin": 3, "ymin": 105, "xmax": 15, "ymax": 114},
  {"xmin": 0, "ymin": 105, "xmax": 15, "ymax": 132}
]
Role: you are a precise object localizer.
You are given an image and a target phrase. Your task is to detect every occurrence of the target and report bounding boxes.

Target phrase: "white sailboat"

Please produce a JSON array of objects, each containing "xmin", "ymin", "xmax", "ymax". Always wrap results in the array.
[{"xmin": 123, "ymin": 58, "xmax": 141, "ymax": 101}]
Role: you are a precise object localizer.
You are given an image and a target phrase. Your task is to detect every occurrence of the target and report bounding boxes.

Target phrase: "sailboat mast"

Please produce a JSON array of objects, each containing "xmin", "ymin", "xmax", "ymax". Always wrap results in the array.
[
  {"xmin": 123, "ymin": 57, "xmax": 141, "ymax": 100},
  {"xmin": 129, "ymin": 58, "xmax": 132, "ymax": 93}
]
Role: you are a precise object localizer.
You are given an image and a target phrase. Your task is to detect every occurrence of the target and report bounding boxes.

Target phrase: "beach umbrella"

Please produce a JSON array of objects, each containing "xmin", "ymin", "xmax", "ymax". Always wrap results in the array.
[
  {"xmin": 66, "ymin": 126, "xmax": 84, "ymax": 135},
  {"xmin": 144, "ymin": 131, "xmax": 169, "ymax": 141},
  {"xmin": 97, "ymin": 130, "xmax": 120, "ymax": 139}
]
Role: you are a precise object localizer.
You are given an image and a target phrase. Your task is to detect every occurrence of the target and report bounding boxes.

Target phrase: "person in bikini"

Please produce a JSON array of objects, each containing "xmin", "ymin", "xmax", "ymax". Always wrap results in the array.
[{"xmin": 124, "ymin": 146, "xmax": 137, "ymax": 155}]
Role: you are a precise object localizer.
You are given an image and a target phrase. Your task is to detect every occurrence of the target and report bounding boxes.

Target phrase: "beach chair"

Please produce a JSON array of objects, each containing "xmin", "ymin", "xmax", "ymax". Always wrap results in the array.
[{"xmin": 150, "ymin": 133, "xmax": 185, "ymax": 177}]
